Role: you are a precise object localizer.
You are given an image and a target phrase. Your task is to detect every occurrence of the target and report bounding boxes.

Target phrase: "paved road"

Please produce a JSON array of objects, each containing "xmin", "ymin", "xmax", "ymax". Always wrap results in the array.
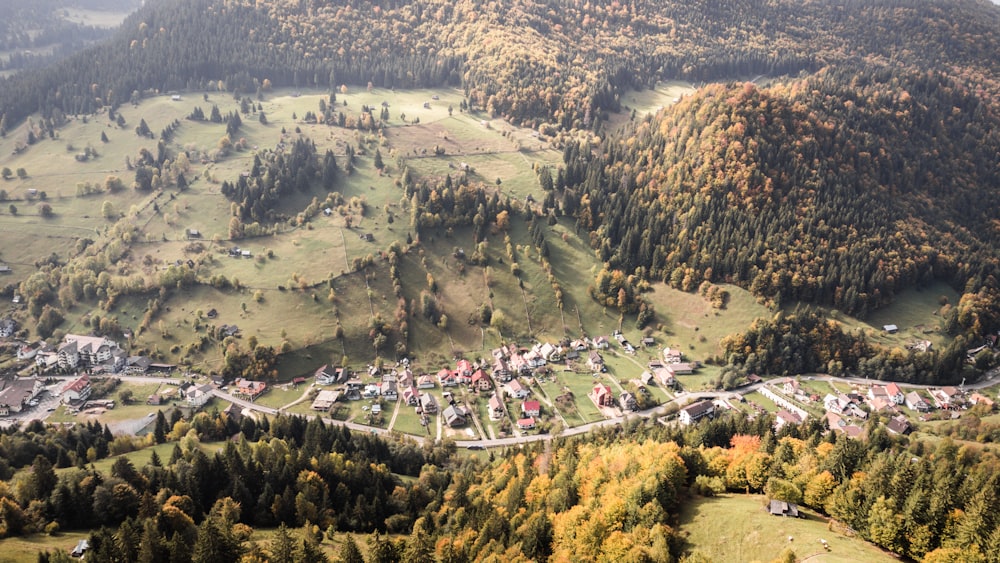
[{"xmin": 26, "ymin": 367, "xmax": 1000, "ymax": 447}]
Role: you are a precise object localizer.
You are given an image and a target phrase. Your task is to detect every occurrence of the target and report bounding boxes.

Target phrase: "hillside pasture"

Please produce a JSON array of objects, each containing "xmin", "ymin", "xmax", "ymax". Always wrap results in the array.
[
  {"xmin": 643, "ymin": 283, "xmax": 772, "ymax": 362},
  {"xmin": 679, "ymin": 494, "xmax": 896, "ymax": 563}
]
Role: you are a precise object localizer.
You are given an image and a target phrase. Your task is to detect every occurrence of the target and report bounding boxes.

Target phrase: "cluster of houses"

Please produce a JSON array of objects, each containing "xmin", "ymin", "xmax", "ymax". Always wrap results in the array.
[
  {"xmin": 763, "ymin": 376, "xmax": 995, "ymax": 440},
  {"xmin": 13, "ymin": 334, "xmax": 170, "ymax": 377}
]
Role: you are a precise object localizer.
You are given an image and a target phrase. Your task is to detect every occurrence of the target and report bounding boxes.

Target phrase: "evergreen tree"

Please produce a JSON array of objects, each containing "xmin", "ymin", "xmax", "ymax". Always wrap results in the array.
[{"xmin": 337, "ymin": 534, "xmax": 364, "ymax": 563}]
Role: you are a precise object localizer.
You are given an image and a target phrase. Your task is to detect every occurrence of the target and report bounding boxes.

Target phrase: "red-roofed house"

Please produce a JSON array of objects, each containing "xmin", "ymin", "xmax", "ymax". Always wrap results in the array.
[
  {"xmin": 61, "ymin": 375, "xmax": 92, "ymax": 404},
  {"xmin": 438, "ymin": 368, "xmax": 458, "ymax": 387},
  {"xmin": 593, "ymin": 383, "xmax": 614, "ymax": 407},
  {"xmin": 471, "ymin": 369, "xmax": 492, "ymax": 391},
  {"xmin": 522, "ymin": 400, "xmax": 541, "ymax": 418},
  {"xmin": 517, "ymin": 417, "xmax": 536, "ymax": 430},
  {"xmin": 232, "ymin": 378, "xmax": 266, "ymax": 401},
  {"xmin": 456, "ymin": 359, "xmax": 474, "ymax": 377},
  {"xmin": 885, "ymin": 383, "xmax": 904, "ymax": 405}
]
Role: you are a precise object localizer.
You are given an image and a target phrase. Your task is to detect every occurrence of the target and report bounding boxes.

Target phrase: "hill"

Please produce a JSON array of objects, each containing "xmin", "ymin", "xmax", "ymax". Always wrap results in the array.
[
  {"xmin": 2, "ymin": 0, "xmax": 1000, "ymax": 132},
  {"xmin": 0, "ymin": 1, "xmax": 998, "ymax": 385}
]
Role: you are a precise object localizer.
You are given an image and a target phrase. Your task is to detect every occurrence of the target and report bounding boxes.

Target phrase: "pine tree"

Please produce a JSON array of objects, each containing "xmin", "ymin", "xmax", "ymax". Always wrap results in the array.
[
  {"xmin": 191, "ymin": 518, "xmax": 241, "ymax": 563},
  {"xmin": 268, "ymin": 523, "xmax": 296, "ymax": 563},
  {"xmin": 337, "ymin": 534, "xmax": 364, "ymax": 563}
]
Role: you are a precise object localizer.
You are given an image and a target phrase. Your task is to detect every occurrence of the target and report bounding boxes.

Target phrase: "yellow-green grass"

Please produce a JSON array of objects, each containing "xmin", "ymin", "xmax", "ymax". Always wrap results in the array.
[
  {"xmin": 551, "ymin": 372, "xmax": 603, "ymax": 423},
  {"xmin": 743, "ymin": 391, "xmax": 781, "ymax": 413},
  {"xmin": 643, "ymin": 283, "xmax": 772, "ymax": 362},
  {"xmin": 607, "ymin": 81, "xmax": 698, "ymax": 132},
  {"xmin": 679, "ymin": 494, "xmax": 897, "ymax": 563},
  {"xmin": 674, "ymin": 365, "xmax": 723, "ymax": 392},
  {"xmin": 788, "ymin": 281, "xmax": 959, "ymax": 355},
  {"xmin": 72, "ymin": 442, "xmax": 179, "ymax": 475},
  {"xmin": 395, "ymin": 229, "xmax": 493, "ymax": 355},
  {"xmin": 252, "ymin": 384, "xmax": 309, "ymax": 410},
  {"xmin": 0, "ymin": 531, "xmax": 91, "ymax": 563},
  {"xmin": 123, "ymin": 283, "xmax": 344, "ymax": 368},
  {"xmin": 391, "ymin": 404, "xmax": 432, "ymax": 437},
  {"xmin": 46, "ymin": 382, "xmax": 168, "ymax": 425},
  {"xmin": 540, "ymin": 218, "xmax": 625, "ymax": 338}
]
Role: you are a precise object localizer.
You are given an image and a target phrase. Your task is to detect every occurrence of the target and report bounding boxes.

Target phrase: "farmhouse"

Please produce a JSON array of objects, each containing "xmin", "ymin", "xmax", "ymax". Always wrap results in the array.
[
  {"xmin": 416, "ymin": 374, "xmax": 436, "ymax": 389},
  {"xmin": 774, "ymin": 410, "xmax": 803, "ymax": 431},
  {"xmin": 438, "ymin": 368, "xmax": 458, "ymax": 387},
  {"xmin": 380, "ymin": 380, "xmax": 398, "ymax": 401},
  {"xmin": 455, "ymin": 359, "xmax": 474, "ymax": 376},
  {"xmin": 311, "ymin": 389, "xmax": 340, "ymax": 412},
  {"xmin": 0, "ymin": 317, "xmax": 16, "ymax": 338},
  {"xmin": 886, "ymin": 415, "xmax": 913, "ymax": 435},
  {"xmin": 403, "ymin": 387, "xmax": 420, "ymax": 406},
  {"xmin": 931, "ymin": 387, "xmax": 963, "ymax": 409},
  {"xmin": 768, "ymin": 500, "xmax": 800, "ymax": 518},
  {"xmin": 185, "ymin": 384, "xmax": 215, "ymax": 408},
  {"xmin": 883, "ymin": 324, "xmax": 898, "ymax": 334},
  {"xmin": 493, "ymin": 358, "xmax": 511, "ymax": 383},
  {"xmin": 592, "ymin": 336, "xmax": 610, "ymax": 349},
  {"xmin": 17, "ymin": 342, "xmax": 39, "ymax": 361},
  {"xmin": 885, "ymin": 382, "xmax": 904, "ymax": 404},
  {"xmin": 471, "ymin": 369, "xmax": 492, "ymax": 391},
  {"xmin": 419, "ymin": 392, "xmax": 437, "ymax": 414},
  {"xmin": 586, "ymin": 350, "xmax": 605, "ymax": 372},
  {"xmin": 662, "ymin": 347, "xmax": 683, "ymax": 363},
  {"xmin": 362, "ymin": 384, "xmax": 381, "ymax": 399},
  {"xmin": 512, "ymin": 415, "xmax": 535, "ymax": 430},
  {"xmin": 679, "ymin": 400, "xmax": 715, "ymax": 425},
  {"xmin": 619, "ymin": 392, "xmax": 638, "ymax": 411},
  {"xmin": 314, "ymin": 364, "xmax": 341, "ymax": 385}
]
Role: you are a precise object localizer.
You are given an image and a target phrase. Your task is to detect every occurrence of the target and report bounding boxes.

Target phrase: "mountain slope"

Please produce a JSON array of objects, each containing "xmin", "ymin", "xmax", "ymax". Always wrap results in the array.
[
  {"xmin": 3, "ymin": 0, "xmax": 1000, "ymax": 132},
  {"xmin": 569, "ymin": 67, "xmax": 1000, "ymax": 320}
]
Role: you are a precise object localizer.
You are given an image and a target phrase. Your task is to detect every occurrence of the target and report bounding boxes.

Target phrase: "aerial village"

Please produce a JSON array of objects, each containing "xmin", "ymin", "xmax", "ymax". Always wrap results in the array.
[{"xmin": 1, "ymin": 310, "xmax": 997, "ymax": 443}]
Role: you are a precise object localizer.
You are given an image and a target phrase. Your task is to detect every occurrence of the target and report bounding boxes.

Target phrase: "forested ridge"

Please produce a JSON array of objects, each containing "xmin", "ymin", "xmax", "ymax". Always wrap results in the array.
[
  {"xmin": 2, "ymin": 410, "xmax": 999, "ymax": 562},
  {"xmin": 564, "ymin": 67, "xmax": 1000, "ymax": 325},
  {"xmin": 2, "ymin": 0, "xmax": 1000, "ymax": 133}
]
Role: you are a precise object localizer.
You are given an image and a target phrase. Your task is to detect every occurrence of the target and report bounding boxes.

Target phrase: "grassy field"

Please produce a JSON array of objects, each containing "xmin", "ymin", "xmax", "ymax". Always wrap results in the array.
[
  {"xmin": 643, "ymin": 283, "xmax": 772, "ymax": 363},
  {"xmin": 679, "ymin": 494, "xmax": 897, "ymax": 563},
  {"xmin": 0, "ymin": 531, "xmax": 91, "ymax": 563}
]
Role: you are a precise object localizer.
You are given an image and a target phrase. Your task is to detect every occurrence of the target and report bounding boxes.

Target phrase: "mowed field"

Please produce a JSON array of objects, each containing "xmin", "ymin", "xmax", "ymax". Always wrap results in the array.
[{"xmin": 679, "ymin": 494, "xmax": 897, "ymax": 563}]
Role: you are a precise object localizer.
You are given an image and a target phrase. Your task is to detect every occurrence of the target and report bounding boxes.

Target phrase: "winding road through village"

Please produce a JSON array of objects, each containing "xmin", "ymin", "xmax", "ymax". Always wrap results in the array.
[{"xmin": 25, "ymin": 367, "xmax": 1000, "ymax": 449}]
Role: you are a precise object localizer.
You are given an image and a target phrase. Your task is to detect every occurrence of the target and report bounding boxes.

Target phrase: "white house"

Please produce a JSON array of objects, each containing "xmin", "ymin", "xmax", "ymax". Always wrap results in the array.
[
  {"xmin": 61, "ymin": 375, "xmax": 92, "ymax": 404},
  {"xmin": 679, "ymin": 401, "xmax": 714, "ymax": 425},
  {"xmin": 504, "ymin": 379, "xmax": 531, "ymax": 399},
  {"xmin": 185, "ymin": 384, "xmax": 215, "ymax": 408}
]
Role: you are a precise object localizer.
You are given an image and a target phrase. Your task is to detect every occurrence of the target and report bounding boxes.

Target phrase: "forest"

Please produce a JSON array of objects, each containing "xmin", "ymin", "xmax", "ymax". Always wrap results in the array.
[
  {"xmin": 1, "ymin": 0, "xmax": 1000, "ymax": 134},
  {"xmin": 0, "ymin": 407, "xmax": 998, "ymax": 562}
]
